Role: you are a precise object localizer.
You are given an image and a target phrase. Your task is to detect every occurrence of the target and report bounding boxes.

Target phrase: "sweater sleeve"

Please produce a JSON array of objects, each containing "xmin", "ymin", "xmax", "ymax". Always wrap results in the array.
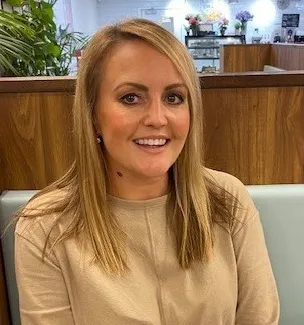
[
  {"xmin": 15, "ymin": 219, "xmax": 75, "ymax": 325},
  {"xmin": 233, "ymin": 212, "xmax": 280, "ymax": 325}
]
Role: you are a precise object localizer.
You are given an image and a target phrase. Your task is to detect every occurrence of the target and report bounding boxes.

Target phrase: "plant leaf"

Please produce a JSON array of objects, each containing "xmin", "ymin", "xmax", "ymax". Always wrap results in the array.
[{"xmin": 6, "ymin": 0, "xmax": 24, "ymax": 6}]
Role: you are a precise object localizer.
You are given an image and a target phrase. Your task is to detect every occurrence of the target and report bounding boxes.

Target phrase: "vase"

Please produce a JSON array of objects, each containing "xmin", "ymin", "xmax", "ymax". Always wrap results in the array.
[
  {"xmin": 220, "ymin": 28, "xmax": 226, "ymax": 36},
  {"xmin": 191, "ymin": 25, "xmax": 199, "ymax": 36},
  {"xmin": 241, "ymin": 21, "xmax": 247, "ymax": 35}
]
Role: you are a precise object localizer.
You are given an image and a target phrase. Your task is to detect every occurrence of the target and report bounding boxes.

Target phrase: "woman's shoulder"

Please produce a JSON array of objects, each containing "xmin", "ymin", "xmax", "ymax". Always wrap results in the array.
[
  {"xmin": 205, "ymin": 168, "xmax": 253, "ymax": 202},
  {"xmin": 205, "ymin": 168, "xmax": 248, "ymax": 194},
  {"xmin": 15, "ymin": 188, "xmax": 71, "ymax": 242},
  {"xmin": 204, "ymin": 168, "xmax": 259, "ymax": 234}
]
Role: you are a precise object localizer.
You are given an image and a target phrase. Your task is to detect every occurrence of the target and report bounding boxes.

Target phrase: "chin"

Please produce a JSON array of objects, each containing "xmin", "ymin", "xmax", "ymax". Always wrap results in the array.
[{"xmin": 137, "ymin": 165, "xmax": 170, "ymax": 179}]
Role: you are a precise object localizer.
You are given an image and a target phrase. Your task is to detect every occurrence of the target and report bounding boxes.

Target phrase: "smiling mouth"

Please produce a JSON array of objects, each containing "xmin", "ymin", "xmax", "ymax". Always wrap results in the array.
[{"xmin": 133, "ymin": 138, "xmax": 170, "ymax": 148}]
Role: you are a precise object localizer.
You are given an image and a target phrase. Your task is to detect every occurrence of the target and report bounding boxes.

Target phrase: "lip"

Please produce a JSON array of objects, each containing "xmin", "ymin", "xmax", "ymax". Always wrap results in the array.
[{"xmin": 133, "ymin": 135, "xmax": 170, "ymax": 141}]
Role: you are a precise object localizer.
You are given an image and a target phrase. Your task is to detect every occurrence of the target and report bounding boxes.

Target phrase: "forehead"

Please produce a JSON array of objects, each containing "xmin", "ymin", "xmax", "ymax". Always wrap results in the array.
[{"xmin": 101, "ymin": 39, "xmax": 184, "ymax": 86}]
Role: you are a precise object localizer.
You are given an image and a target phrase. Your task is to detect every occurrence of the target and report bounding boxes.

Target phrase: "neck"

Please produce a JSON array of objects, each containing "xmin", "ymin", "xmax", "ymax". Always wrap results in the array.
[{"xmin": 107, "ymin": 170, "xmax": 169, "ymax": 201}]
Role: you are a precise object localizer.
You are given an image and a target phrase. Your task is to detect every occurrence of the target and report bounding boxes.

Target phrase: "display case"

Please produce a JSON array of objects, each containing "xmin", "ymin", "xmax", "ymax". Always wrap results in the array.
[{"xmin": 185, "ymin": 35, "xmax": 246, "ymax": 73}]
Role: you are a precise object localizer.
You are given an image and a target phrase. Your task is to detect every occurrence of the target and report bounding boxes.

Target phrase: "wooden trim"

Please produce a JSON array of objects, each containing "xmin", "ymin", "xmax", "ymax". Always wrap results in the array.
[
  {"xmin": 272, "ymin": 43, "xmax": 304, "ymax": 49},
  {"xmin": 1, "ymin": 71, "xmax": 304, "ymax": 93},
  {"xmin": 199, "ymin": 71, "xmax": 304, "ymax": 89},
  {"xmin": 0, "ymin": 76, "xmax": 76, "ymax": 93}
]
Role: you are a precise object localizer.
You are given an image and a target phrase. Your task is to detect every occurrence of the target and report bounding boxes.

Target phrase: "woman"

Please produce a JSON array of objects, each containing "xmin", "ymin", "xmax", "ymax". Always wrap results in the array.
[{"xmin": 15, "ymin": 19, "xmax": 279, "ymax": 325}]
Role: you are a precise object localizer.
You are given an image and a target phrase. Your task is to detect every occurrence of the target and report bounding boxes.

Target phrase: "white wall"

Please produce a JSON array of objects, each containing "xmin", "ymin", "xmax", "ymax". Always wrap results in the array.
[
  {"xmin": 224, "ymin": 0, "xmax": 304, "ymax": 42},
  {"xmin": 95, "ymin": 0, "xmax": 202, "ymax": 42},
  {"xmin": 54, "ymin": 0, "xmax": 99, "ymax": 35},
  {"xmin": 55, "ymin": 0, "xmax": 206, "ymax": 40},
  {"xmin": 55, "ymin": 0, "xmax": 304, "ymax": 41}
]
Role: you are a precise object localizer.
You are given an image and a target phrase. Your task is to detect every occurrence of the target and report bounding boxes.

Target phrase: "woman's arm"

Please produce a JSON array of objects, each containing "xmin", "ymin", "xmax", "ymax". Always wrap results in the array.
[
  {"xmin": 15, "ymin": 225, "xmax": 75, "ymax": 325},
  {"xmin": 233, "ymin": 212, "xmax": 280, "ymax": 325}
]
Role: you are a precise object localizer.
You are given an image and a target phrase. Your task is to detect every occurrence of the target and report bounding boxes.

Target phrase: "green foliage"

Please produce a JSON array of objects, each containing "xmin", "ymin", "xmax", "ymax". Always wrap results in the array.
[
  {"xmin": 0, "ymin": 10, "xmax": 35, "ymax": 75},
  {"xmin": 55, "ymin": 25, "xmax": 91, "ymax": 75},
  {"xmin": 0, "ymin": 0, "xmax": 90, "ymax": 76}
]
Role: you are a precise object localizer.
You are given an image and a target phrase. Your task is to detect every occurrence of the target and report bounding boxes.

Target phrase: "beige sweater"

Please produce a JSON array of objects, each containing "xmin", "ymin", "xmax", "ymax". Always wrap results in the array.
[{"xmin": 15, "ymin": 169, "xmax": 279, "ymax": 325}]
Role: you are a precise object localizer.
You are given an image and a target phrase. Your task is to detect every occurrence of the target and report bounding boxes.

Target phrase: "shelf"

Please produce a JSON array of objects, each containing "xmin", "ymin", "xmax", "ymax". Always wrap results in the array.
[
  {"xmin": 188, "ymin": 46, "xmax": 220, "ymax": 49},
  {"xmin": 185, "ymin": 35, "xmax": 245, "ymax": 39},
  {"xmin": 192, "ymin": 57, "xmax": 220, "ymax": 60}
]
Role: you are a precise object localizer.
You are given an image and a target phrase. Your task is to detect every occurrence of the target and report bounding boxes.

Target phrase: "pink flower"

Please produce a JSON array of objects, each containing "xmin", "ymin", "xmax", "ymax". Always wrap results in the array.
[{"xmin": 189, "ymin": 17, "xmax": 198, "ymax": 25}]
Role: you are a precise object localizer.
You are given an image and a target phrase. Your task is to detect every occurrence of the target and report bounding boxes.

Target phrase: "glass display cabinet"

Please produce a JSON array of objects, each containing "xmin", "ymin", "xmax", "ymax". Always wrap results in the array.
[{"xmin": 185, "ymin": 35, "xmax": 246, "ymax": 73}]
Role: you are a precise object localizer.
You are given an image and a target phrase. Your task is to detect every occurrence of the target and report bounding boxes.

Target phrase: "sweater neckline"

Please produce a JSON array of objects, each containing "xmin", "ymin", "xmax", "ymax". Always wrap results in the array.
[{"xmin": 107, "ymin": 193, "xmax": 169, "ymax": 209}]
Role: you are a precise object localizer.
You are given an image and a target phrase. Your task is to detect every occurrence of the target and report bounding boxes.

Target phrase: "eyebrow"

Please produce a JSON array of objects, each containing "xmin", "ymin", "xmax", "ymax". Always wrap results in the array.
[{"xmin": 114, "ymin": 82, "xmax": 188, "ymax": 92}]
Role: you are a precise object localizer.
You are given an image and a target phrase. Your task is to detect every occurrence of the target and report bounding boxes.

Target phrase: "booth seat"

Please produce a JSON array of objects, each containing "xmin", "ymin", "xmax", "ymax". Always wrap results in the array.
[
  {"xmin": 1, "ymin": 185, "xmax": 304, "ymax": 325},
  {"xmin": 263, "ymin": 65, "xmax": 286, "ymax": 73}
]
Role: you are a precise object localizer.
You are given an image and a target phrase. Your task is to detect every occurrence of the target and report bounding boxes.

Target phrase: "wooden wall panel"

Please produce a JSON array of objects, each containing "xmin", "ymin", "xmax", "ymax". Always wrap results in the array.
[
  {"xmin": 221, "ymin": 44, "xmax": 271, "ymax": 73},
  {"xmin": 271, "ymin": 44, "xmax": 304, "ymax": 70},
  {"xmin": 0, "ymin": 92, "xmax": 74, "ymax": 190},
  {"xmin": 221, "ymin": 44, "xmax": 304, "ymax": 72},
  {"xmin": 202, "ymin": 87, "xmax": 304, "ymax": 184},
  {"xmin": 0, "ymin": 75, "xmax": 304, "ymax": 189}
]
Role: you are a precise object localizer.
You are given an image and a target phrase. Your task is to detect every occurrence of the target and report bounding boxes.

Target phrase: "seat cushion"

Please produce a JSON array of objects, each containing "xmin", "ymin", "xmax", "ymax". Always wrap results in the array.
[
  {"xmin": 0, "ymin": 190, "xmax": 38, "ymax": 325},
  {"xmin": 247, "ymin": 184, "xmax": 304, "ymax": 325}
]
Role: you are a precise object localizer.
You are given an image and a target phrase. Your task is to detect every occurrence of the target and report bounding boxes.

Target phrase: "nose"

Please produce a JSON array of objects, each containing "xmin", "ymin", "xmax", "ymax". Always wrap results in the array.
[{"xmin": 143, "ymin": 98, "xmax": 168, "ymax": 128}]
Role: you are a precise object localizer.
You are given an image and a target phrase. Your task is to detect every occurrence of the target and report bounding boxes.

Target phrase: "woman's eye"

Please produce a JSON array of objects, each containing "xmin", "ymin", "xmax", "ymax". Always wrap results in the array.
[
  {"xmin": 120, "ymin": 93, "xmax": 140, "ymax": 105},
  {"xmin": 165, "ymin": 93, "xmax": 184, "ymax": 105}
]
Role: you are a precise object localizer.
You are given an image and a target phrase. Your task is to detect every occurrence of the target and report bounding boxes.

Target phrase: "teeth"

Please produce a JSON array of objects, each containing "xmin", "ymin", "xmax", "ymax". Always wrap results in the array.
[{"xmin": 135, "ymin": 139, "xmax": 167, "ymax": 146}]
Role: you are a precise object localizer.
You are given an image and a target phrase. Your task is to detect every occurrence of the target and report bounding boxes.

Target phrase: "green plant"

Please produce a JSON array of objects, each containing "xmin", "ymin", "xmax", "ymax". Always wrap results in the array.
[
  {"xmin": 55, "ymin": 25, "xmax": 91, "ymax": 76},
  {"xmin": 0, "ymin": 10, "xmax": 35, "ymax": 75},
  {"xmin": 0, "ymin": 0, "xmax": 90, "ymax": 76},
  {"xmin": 234, "ymin": 22, "xmax": 241, "ymax": 30}
]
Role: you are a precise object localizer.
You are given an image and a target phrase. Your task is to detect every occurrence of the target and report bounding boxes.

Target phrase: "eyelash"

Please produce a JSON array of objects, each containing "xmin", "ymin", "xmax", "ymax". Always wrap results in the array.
[{"xmin": 119, "ymin": 93, "xmax": 185, "ymax": 106}]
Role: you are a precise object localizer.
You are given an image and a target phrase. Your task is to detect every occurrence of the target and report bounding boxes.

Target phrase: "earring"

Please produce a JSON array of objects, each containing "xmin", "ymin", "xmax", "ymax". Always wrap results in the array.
[{"xmin": 97, "ymin": 135, "xmax": 101, "ymax": 144}]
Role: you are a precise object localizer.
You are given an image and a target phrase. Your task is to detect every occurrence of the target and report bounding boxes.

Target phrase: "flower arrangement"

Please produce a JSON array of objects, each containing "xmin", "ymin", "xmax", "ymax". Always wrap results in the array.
[
  {"xmin": 206, "ymin": 10, "xmax": 222, "ymax": 22},
  {"xmin": 235, "ymin": 10, "xmax": 254, "ymax": 23},
  {"xmin": 218, "ymin": 15, "xmax": 229, "ymax": 35},
  {"xmin": 185, "ymin": 13, "xmax": 202, "ymax": 35},
  {"xmin": 235, "ymin": 10, "xmax": 253, "ymax": 34},
  {"xmin": 185, "ymin": 13, "xmax": 202, "ymax": 27}
]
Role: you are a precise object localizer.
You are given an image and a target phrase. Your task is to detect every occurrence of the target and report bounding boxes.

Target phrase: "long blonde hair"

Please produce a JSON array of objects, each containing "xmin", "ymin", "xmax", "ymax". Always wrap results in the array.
[{"xmin": 17, "ymin": 19, "xmax": 235, "ymax": 274}]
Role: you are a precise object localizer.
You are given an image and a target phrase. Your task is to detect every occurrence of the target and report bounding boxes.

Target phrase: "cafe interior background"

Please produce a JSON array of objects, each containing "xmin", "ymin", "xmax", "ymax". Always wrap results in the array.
[
  {"xmin": 49, "ymin": 0, "xmax": 304, "ymax": 73},
  {"xmin": 0, "ymin": 2, "xmax": 303, "ymax": 324}
]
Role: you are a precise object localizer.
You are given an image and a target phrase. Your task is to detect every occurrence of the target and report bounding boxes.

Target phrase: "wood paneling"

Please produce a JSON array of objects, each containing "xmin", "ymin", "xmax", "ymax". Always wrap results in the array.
[
  {"xmin": 221, "ymin": 44, "xmax": 271, "ymax": 73},
  {"xmin": 202, "ymin": 87, "xmax": 304, "ymax": 184},
  {"xmin": 0, "ymin": 76, "xmax": 75, "ymax": 93},
  {"xmin": 221, "ymin": 43, "xmax": 304, "ymax": 72},
  {"xmin": 0, "ymin": 92, "xmax": 74, "ymax": 190},
  {"xmin": 271, "ymin": 44, "xmax": 304, "ymax": 70},
  {"xmin": 199, "ymin": 71, "xmax": 304, "ymax": 88},
  {"xmin": 0, "ymin": 75, "xmax": 303, "ymax": 190}
]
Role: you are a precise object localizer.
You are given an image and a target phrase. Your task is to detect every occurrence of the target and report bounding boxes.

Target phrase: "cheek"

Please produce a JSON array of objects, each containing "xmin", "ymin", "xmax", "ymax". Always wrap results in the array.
[
  {"xmin": 174, "ymin": 111, "xmax": 190, "ymax": 139},
  {"xmin": 99, "ymin": 111, "xmax": 135, "ymax": 143}
]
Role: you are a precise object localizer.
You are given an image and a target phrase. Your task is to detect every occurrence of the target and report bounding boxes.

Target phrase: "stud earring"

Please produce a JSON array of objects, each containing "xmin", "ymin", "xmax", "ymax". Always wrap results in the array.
[{"xmin": 97, "ymin": 135, "xmax": 102, "ymax": 144}]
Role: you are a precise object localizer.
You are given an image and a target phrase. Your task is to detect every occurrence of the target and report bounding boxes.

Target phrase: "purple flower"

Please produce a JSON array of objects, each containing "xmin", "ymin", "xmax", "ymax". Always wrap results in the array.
[{"xmin": 236, "ymin": 11, "xmax": 254, "ymax": 22}]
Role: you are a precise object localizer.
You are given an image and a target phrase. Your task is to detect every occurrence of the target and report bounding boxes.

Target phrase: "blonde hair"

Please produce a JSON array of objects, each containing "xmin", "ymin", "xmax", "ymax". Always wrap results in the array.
[{"xmin": 17, "ymin": 19, "xmax": 235, "ymax": 274}]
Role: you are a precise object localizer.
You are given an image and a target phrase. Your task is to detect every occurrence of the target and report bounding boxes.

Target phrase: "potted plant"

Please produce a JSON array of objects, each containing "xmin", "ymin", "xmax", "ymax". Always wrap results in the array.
[
  {"xmin": 234, "ymin": 22, "xmax": 241, "ymax": 35},
  {"xmin": 0, "ymin": 9, "xmax": 35, "ymax": 75},
  {"xmin": 0, "ymin": 0, "xmax": 90, "ymax": 76}
]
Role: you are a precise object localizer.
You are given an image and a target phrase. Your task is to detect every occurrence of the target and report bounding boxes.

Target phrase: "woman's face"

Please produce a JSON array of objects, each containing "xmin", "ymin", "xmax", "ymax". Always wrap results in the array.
[{"xmin": 95, "ymin": 40, "xmax": 190, "ymax": 182}]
